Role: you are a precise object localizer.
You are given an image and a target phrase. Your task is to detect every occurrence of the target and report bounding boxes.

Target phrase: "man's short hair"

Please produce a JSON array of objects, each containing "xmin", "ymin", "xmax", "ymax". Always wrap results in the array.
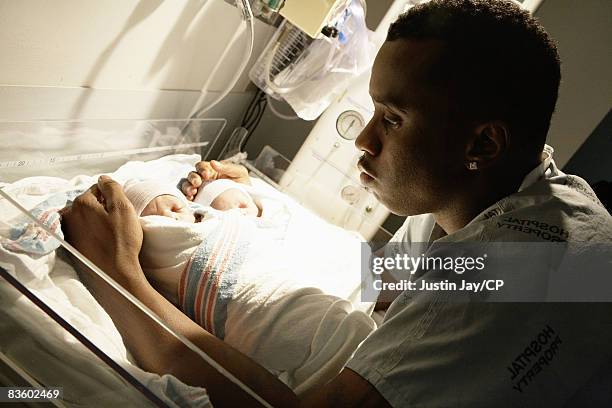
[{"xmin": 388, "ymin": 0, "xmax": 561, "ymax": 148}]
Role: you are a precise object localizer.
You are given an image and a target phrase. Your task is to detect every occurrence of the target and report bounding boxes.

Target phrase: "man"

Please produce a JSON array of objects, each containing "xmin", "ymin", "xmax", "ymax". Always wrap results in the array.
[{"xmin": 62, "ymin": 1, "xmax": 612, "ymax": 406}]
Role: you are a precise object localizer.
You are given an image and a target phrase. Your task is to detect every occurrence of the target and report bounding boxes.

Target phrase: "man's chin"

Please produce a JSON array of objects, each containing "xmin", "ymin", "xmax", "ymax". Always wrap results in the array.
[
  {"xmin": 368, "ymin": 189, "xmax": 397, "ymax": 214},
  {"xmin": 371, "ymin": 191, "xmax": 422, "ymax": 217}
]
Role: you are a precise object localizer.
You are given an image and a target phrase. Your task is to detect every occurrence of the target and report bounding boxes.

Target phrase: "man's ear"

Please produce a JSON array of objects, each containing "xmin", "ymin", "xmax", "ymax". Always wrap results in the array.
[{"xmin": 465, "ymin": 121, "xmax": 510, "ymax": 170}]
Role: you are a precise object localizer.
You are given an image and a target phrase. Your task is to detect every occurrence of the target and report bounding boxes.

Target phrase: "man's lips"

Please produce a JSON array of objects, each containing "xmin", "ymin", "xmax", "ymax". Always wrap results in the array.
[
  {"xmin": 357, "ymin": 155, "xmax": 375, "ymax": 176},
  {"xmin": 360, "ymin": 172, "xmax": 374, "ymax": 185},
  {"xmin": 357, "ymin": 155, "xmax": 376, "ymax": 184}
]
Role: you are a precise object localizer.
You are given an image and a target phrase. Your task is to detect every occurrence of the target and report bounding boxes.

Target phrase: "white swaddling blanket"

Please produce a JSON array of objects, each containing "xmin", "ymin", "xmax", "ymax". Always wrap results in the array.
[
  {"xmin": 140, "ymin": 196, "xmax": 375, "ymax": 394},
  {"xmin": 0, "ymin": 153, "xmax": 376, "ymax": 403},
  {"xmin": 0, "ymin": 155, "xmax": 212, "ymax": 407}
]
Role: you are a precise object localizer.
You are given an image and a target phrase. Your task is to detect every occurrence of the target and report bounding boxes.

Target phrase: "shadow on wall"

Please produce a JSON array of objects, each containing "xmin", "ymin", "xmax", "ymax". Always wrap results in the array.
[
  {"xmin": 61, "ymin": 1, "xmax": 393, "ymax": 164},
  {"xmin": 146, "ymin": 1, "xmax": 213, "ymax": 81},
  {"xmin": 144, "ymin": 0, "xmax": 272, "ymax": 156},
  {"xmin": 563, "ymin": 108, "xmax": 612, "ymax": 214},
  {"xmin": 67, "ymin": 0, "xmax": 252, "ymax": 117},
  {"xmin": 68, "ymin": 0, "xmax": 165, "ymax": 120},
  {"xmin": 65, "ymin": 0, "xmax": 260, "ymax": 157}
]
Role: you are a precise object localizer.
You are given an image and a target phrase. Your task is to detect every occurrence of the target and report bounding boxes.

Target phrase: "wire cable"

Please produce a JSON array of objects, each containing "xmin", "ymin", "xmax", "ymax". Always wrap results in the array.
[
  {"xmin": 189, "ymin": 0, "xmax": 255, "ymax": 119},
  {"xmin": 240, "ymin": 92, "xmax": 268, "ymax": 151},
  {"xmin": 245, "ymin": 96, "xmax": 266, "ymax": 130},
  {"xmin": 241, "ymin": 89, "xmax": 265, "ymax": 128}
]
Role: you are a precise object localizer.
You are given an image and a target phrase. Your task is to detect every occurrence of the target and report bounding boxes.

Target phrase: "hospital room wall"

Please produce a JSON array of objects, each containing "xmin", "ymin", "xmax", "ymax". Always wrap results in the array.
[
  {"xmin": 246, "ymin": 0, "xmax": 611, "ymax": 167},
  {"xmin": 0, "ymin": 0, "xmax": 275, "ymax": 157},
  {"xmin": 534, "ymin": 0, "xmax": 612, "ymax": 168},
  {"xmin": 0, "ymin": 1, "xmax": 607, "ymax": 182}
]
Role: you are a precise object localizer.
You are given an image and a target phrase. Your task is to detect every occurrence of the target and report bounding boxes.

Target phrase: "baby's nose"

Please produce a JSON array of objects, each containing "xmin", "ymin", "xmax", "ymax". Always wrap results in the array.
[{"xmin": 162, "ymin": 209, "xmax": 179, "ymax": 219}]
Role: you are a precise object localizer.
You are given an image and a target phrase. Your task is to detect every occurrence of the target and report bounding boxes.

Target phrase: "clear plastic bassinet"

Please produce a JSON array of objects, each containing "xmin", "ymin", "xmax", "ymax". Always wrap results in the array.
[
  {"xmin": 0, "ymin": 118, "xmax": 268, "ymax": 407},
  {"xmin": 0, "ymin": 118, "xmax": 391, "ymax": 407}
]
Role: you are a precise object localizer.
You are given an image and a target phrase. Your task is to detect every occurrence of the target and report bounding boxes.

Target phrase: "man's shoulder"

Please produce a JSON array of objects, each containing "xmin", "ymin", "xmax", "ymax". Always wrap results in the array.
[{"xmin": 480, "ymin": 173, "xmax": 611, "ymax": 243}]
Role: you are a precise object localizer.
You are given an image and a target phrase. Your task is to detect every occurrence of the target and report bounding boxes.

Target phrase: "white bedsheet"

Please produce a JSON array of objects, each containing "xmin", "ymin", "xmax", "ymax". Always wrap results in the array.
[
  {"xmin": 0, "ymin": 154, "xmax": 211, "ymax": 407},
  {"xmin": 0, "ymin": 154, "xmax": 374, "ymax": 406}
]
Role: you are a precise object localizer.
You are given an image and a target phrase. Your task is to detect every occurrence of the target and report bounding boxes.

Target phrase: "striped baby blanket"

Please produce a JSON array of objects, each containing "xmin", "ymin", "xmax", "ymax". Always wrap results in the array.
[{"xmin": 178, "ymin": 210, "xmax": 254, "ymax": 339}]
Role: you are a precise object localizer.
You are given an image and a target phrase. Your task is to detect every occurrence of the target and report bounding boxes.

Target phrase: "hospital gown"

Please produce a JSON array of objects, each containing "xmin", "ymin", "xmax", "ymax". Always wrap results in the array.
[{"xmin": 346, "ymin": 145, "xmax": 612, "ymax": 407}]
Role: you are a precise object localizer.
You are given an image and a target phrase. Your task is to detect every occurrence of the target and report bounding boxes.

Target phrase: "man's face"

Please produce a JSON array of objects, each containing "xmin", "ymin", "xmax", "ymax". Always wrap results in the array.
[{"xmin": 356, "ymin": 39, "xmax": 468, "ymax": 216}]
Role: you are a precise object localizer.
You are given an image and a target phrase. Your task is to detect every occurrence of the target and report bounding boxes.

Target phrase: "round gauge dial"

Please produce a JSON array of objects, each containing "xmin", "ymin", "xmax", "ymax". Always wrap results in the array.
[
  {"xmin": 336, "ymin": 110, "xmax": 365, "ymax": 140},
  {"xmin": 341, "ymin": 185, "xmax": 362, "ymax": 205}
]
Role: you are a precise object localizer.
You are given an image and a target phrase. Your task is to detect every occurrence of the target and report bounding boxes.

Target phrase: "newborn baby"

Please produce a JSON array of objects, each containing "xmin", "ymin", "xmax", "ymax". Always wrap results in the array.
[
  {"xmin": 122, "ymin": 178, "xmax": 375, "ymax": 394},
  {"xmin": 194, "ymin": 179, "xmax": 259, "ymax": 217},
  {"xmin": 124, "ymin": 178, "xmax": 260, "ymax": 223},
  {"xmin": 123, "ymin": 178, "xmax": 259, "ymax": 305}
]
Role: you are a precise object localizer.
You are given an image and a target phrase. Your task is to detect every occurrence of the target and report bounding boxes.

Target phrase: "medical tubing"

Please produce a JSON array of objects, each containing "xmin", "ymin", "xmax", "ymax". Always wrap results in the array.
[
  {"xmin": 243, "ymin": 90, "xmax": 267, "ymax": 130},
  {"xmin": 189, "ymin": 0, "xmax": 255, "ymax": 119},
  {"xmin": 238, "ymin": 90, "xmax": 267, "ymax": 150},
  {"xmin": 241, "ymin": 90, "xmax": 263, "ymax": 127},
  {"xmin": 266, "ymin": 94, "xmax": 299, "ymax": 120},
  {"xmin": 0, "ymin": 189, "xmax": 273, "ymax": 408},
  {"xmin": 242, "ymin": 99, "xmax": 266, "ymax": 147}
]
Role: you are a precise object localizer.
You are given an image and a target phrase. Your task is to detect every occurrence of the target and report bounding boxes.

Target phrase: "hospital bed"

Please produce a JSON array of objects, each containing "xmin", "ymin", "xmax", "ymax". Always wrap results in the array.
[{"xmin": 0, "ymin": 118, "xmax": 390, "ymax": 407}]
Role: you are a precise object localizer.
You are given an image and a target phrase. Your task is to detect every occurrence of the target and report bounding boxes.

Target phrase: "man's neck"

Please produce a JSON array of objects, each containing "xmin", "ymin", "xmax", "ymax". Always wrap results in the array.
[{"xmin": 433, "ymin": 160, "xmax": 540, "ymax": 235}]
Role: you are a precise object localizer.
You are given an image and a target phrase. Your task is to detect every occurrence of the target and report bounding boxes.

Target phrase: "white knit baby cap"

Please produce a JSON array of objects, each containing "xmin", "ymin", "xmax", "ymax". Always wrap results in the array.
[
  {"xmin": 123, "ymin": 179, "xmax": 187, "ymax": 216},
  {"xmin": 193, "ymin": 179, "xmax": 250, "ymax": 207}
]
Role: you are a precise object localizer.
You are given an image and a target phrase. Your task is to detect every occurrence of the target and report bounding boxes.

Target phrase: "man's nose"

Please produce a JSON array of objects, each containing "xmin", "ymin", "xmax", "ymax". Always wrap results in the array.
[{"xmin": 355, "ymin": 118, "xmax": 381, "ymax": 156}]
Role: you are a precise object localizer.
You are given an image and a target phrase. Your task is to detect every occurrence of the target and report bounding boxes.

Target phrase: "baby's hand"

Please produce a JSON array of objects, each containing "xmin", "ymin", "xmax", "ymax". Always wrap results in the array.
[
  {"xmin": 142, "ymin": 195, "xmax": 195, "ymax": 223},
  {"xmin": 181, "ymin": 160, "xmax": 251, "ymax": 201}
]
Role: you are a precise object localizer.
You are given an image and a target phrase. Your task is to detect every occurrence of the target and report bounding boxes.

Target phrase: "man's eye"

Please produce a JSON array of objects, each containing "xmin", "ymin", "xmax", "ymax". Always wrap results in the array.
[{"xmin": 383, "ymin": 116, "xmax": 400, "ymax": 128}]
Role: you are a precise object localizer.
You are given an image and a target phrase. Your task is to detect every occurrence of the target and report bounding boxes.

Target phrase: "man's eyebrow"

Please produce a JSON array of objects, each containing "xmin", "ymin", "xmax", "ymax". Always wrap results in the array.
[{"xmin": 372, "ymin": 96, "xmax": 411, "ymax": 114}]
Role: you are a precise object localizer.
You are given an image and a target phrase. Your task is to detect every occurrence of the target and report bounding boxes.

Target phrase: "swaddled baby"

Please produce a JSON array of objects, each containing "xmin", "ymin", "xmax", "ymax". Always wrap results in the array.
[
  {"xmin": 123, "ymin": 178, "xmax": 375, "ymax": 394},
  {"xmin": 123, "ymin": 178, "xmax": 259, "ymax": 305},
  {"xmin": 125, "ymin": 178, "xmax": 259, "ymax": 222}
]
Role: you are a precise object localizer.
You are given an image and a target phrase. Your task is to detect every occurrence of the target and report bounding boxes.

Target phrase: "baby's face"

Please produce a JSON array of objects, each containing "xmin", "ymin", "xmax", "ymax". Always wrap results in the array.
[
  {"xmin": 142, "ymin": 195, "xmax": 196, "ymax": 223},
  {"xmin": 166, "ymin": 207, "xmax": 197, "ymax": 223},
  {"xmin": 211, "ymin": 188, "xmax": 258, "ymax": 217}
]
